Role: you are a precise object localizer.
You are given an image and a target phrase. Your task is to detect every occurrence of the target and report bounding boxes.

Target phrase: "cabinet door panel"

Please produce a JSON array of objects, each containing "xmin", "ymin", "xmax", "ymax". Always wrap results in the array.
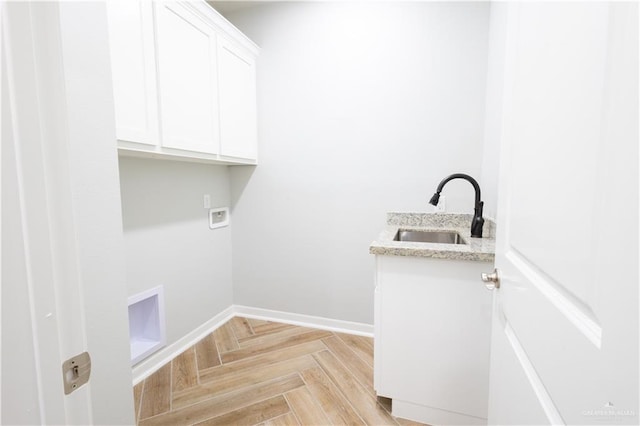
[
  {"xmin": 218, "ymin": 39, "xmax": 257, "ymax": 160},
  {"xmin": 376, "ymin": 256, "xmax": 492, "ymax": 422},
  {"xmin": 155, "ymin": 2, "xmax": 219, "ymax": 154},
  {"xmin": 107, "ymin": 1, "xmax": 158, "ymax": 145}
]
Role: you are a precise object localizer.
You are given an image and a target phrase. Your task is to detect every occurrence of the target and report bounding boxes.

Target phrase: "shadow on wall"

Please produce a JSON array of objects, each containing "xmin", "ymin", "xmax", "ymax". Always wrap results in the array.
[
  {"xmin": 229, "ymin": 164, "xmax": 256, "ymax": 213},
  {"xmin": 118, "ymin": 156, "xmax": 232, "ymax": 230}
]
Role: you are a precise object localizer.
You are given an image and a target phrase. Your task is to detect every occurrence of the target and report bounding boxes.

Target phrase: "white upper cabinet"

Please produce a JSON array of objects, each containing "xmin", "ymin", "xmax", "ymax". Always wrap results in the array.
[
  {"xmin": 107, "ymin": 1, "xmax": 159, "ymax": 146},
  {"xmin": 107, "ymin": 0, "xmax": 259, "ymax": 164},
  {"xmin": 155, "ymin": 1, "xmax": 219, "ymax": 155},
  {"xmin": 218, "ymin": 38, "xmax": 258, "ymax": 161}
]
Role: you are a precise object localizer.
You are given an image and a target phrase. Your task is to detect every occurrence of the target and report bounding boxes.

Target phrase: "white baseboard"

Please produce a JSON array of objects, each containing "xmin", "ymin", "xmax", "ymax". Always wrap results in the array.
[
  {"xmin": 233, "ymin": 305, "xmax": 374, "ymax": 337},
  {"xmin": 131, "ymin": 305, "xmax": 235, "ymax": 385},
  {"xmin": 131, "ymin": 304, "xmax": 373, "ymax": 385},
  {"xmin": 392, "ymin": 399, "xmax": 487, "ymax": 425}
]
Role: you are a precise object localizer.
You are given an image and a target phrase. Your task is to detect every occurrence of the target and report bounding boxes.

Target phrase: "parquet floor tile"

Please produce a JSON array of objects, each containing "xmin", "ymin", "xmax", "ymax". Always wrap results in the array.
[{"xmin": 135, "ymin": 316, "xmax": 426, "ymax": 425}]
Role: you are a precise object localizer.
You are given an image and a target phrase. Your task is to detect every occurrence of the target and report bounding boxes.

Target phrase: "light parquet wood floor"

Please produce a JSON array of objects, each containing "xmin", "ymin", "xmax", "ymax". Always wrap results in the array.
[{"xmin": 134, "ymin": 317, "xmax": 425, "ymax": 426}]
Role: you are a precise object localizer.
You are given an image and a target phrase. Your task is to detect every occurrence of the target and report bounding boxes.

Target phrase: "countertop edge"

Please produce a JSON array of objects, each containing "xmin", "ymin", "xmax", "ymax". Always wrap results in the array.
[{"xmin": 369, "ymin": 244, "xmax": 495, "ymax": 262}]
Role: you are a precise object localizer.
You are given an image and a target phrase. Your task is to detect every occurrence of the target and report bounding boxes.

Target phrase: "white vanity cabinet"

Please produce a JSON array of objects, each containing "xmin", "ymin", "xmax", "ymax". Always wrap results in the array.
[
  {"xmin": 374, "ymin": 255, "xmax": 493, "ymax": 425},
  {"xmin": 106, "ymin": 0, "xmax": 259, "ymax": 164}
]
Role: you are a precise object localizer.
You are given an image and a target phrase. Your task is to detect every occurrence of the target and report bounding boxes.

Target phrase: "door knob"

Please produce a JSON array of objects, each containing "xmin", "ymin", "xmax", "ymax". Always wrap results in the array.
[{"xmin": 481, "ymin": 268, "xmax": 500, "ymax": 290}]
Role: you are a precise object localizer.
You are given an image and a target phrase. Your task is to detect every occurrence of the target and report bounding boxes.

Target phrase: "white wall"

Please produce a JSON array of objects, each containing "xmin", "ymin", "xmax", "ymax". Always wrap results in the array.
[
  {"xmin": 480, "ymin": 2, "xmax": 509, "ymax": 220},
  {"xmin": 118, "ymin": 157, "xmax": 233, "ymax": 348},
  {"xmin": 226, "ymin": 2, "xmax": 491, "ymax": 324}
]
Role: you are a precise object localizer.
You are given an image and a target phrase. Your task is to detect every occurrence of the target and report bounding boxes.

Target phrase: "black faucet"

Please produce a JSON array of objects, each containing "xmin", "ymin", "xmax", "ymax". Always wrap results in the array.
[{"xmin": 429, "ymin": 173, "xmax": 485, "ymax": 238}]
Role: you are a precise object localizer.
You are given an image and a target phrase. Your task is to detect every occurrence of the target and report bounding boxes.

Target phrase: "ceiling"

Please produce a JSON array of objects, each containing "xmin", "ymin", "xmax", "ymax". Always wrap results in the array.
[{"xmin": 207, "ymin": 1, "xmax": 266, "ymax": 16}]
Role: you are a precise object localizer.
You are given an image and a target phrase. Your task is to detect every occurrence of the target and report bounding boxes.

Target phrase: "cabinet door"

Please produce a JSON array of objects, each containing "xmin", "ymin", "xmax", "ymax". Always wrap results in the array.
[
  {"xmin": 376, "ymin": 255, "xmax": 492, "ymax": 424},
  {"xmin": 107, "ymin": 1, "xmax": 159, "ymax": 146},
  {"xmin": 217, "ymin": 38, "xmax": 258, "ymax": 160},
  {"xmin": 155, "ymin": 2, "xmax": 219, "ymax": 154}
]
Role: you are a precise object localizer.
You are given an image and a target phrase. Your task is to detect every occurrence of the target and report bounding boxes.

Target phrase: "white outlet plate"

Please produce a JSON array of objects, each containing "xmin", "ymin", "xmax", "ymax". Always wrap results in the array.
[
  {"xmin": 203, "ymin": 194, "xmax": 211, "ymax": 209},
  {"xmin": 209, "ymin": 207, "xmax": 229, "ymax": 229}
]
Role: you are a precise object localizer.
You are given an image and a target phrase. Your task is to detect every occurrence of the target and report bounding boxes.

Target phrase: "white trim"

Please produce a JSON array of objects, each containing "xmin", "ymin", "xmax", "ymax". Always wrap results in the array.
[
  {"xmin": 1, "ymin": 8, "xmax": 4, "ymax": 423},
  {"xmin": 131, "ymin": 305, "xmax": 234, "ymax": 384},
  {"xmin": 507, "ymin": 248, "xmax": 602, "ymax": 348},
  {"xmin": 233, "ymin": 305, "xmax": 374, "ymax": 337},
  {"xmin": 117, "ymin": 144, "xmax": 258, "ymax": 166},
  {"xmin": 184, "ymin": 0, "xmax": 259, "ymax": 56},
  {"xmin": 392, "ymin": 399, "xmax": 487, "ymax": 426},
  {"xmin": 504, "ymin": 321, "xmax": 564, "ymax": 425},
  {"xmin": 130, "ymin": 305, "xmax": 374, "ymax": 384}
]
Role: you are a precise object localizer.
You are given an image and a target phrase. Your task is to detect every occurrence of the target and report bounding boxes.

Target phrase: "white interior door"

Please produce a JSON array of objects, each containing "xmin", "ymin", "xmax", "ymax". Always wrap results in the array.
[
  {"xmin": 488, "ymin": 3, "xmax": 638, "ymax": 425},
  {"xmin": 2, "ymin": 3, "xmax": 134, "ymax": 424}
]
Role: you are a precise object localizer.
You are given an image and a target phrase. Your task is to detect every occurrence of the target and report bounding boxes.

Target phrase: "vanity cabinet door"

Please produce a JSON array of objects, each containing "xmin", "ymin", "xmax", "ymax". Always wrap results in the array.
[
  {"xmin": 217, "ymin": 37, "xmax": 258, "ymax": 161},
  {"xmin": 106, "ymin": 1, "xmax": 159, "ymax": 146},
  {"xmin": 375, "ymin": 255, "xmax": 492, "ymax": 425},
  {"xmin": 155, "ymin": 1, "xmax": 219, "ymax": 154}
]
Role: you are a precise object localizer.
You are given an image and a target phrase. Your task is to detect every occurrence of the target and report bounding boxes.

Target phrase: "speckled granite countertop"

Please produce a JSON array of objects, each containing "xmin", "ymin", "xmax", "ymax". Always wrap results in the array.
[{"xmin": 369, "ymin": 212, "xmax": 496, "ymax": 262}]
